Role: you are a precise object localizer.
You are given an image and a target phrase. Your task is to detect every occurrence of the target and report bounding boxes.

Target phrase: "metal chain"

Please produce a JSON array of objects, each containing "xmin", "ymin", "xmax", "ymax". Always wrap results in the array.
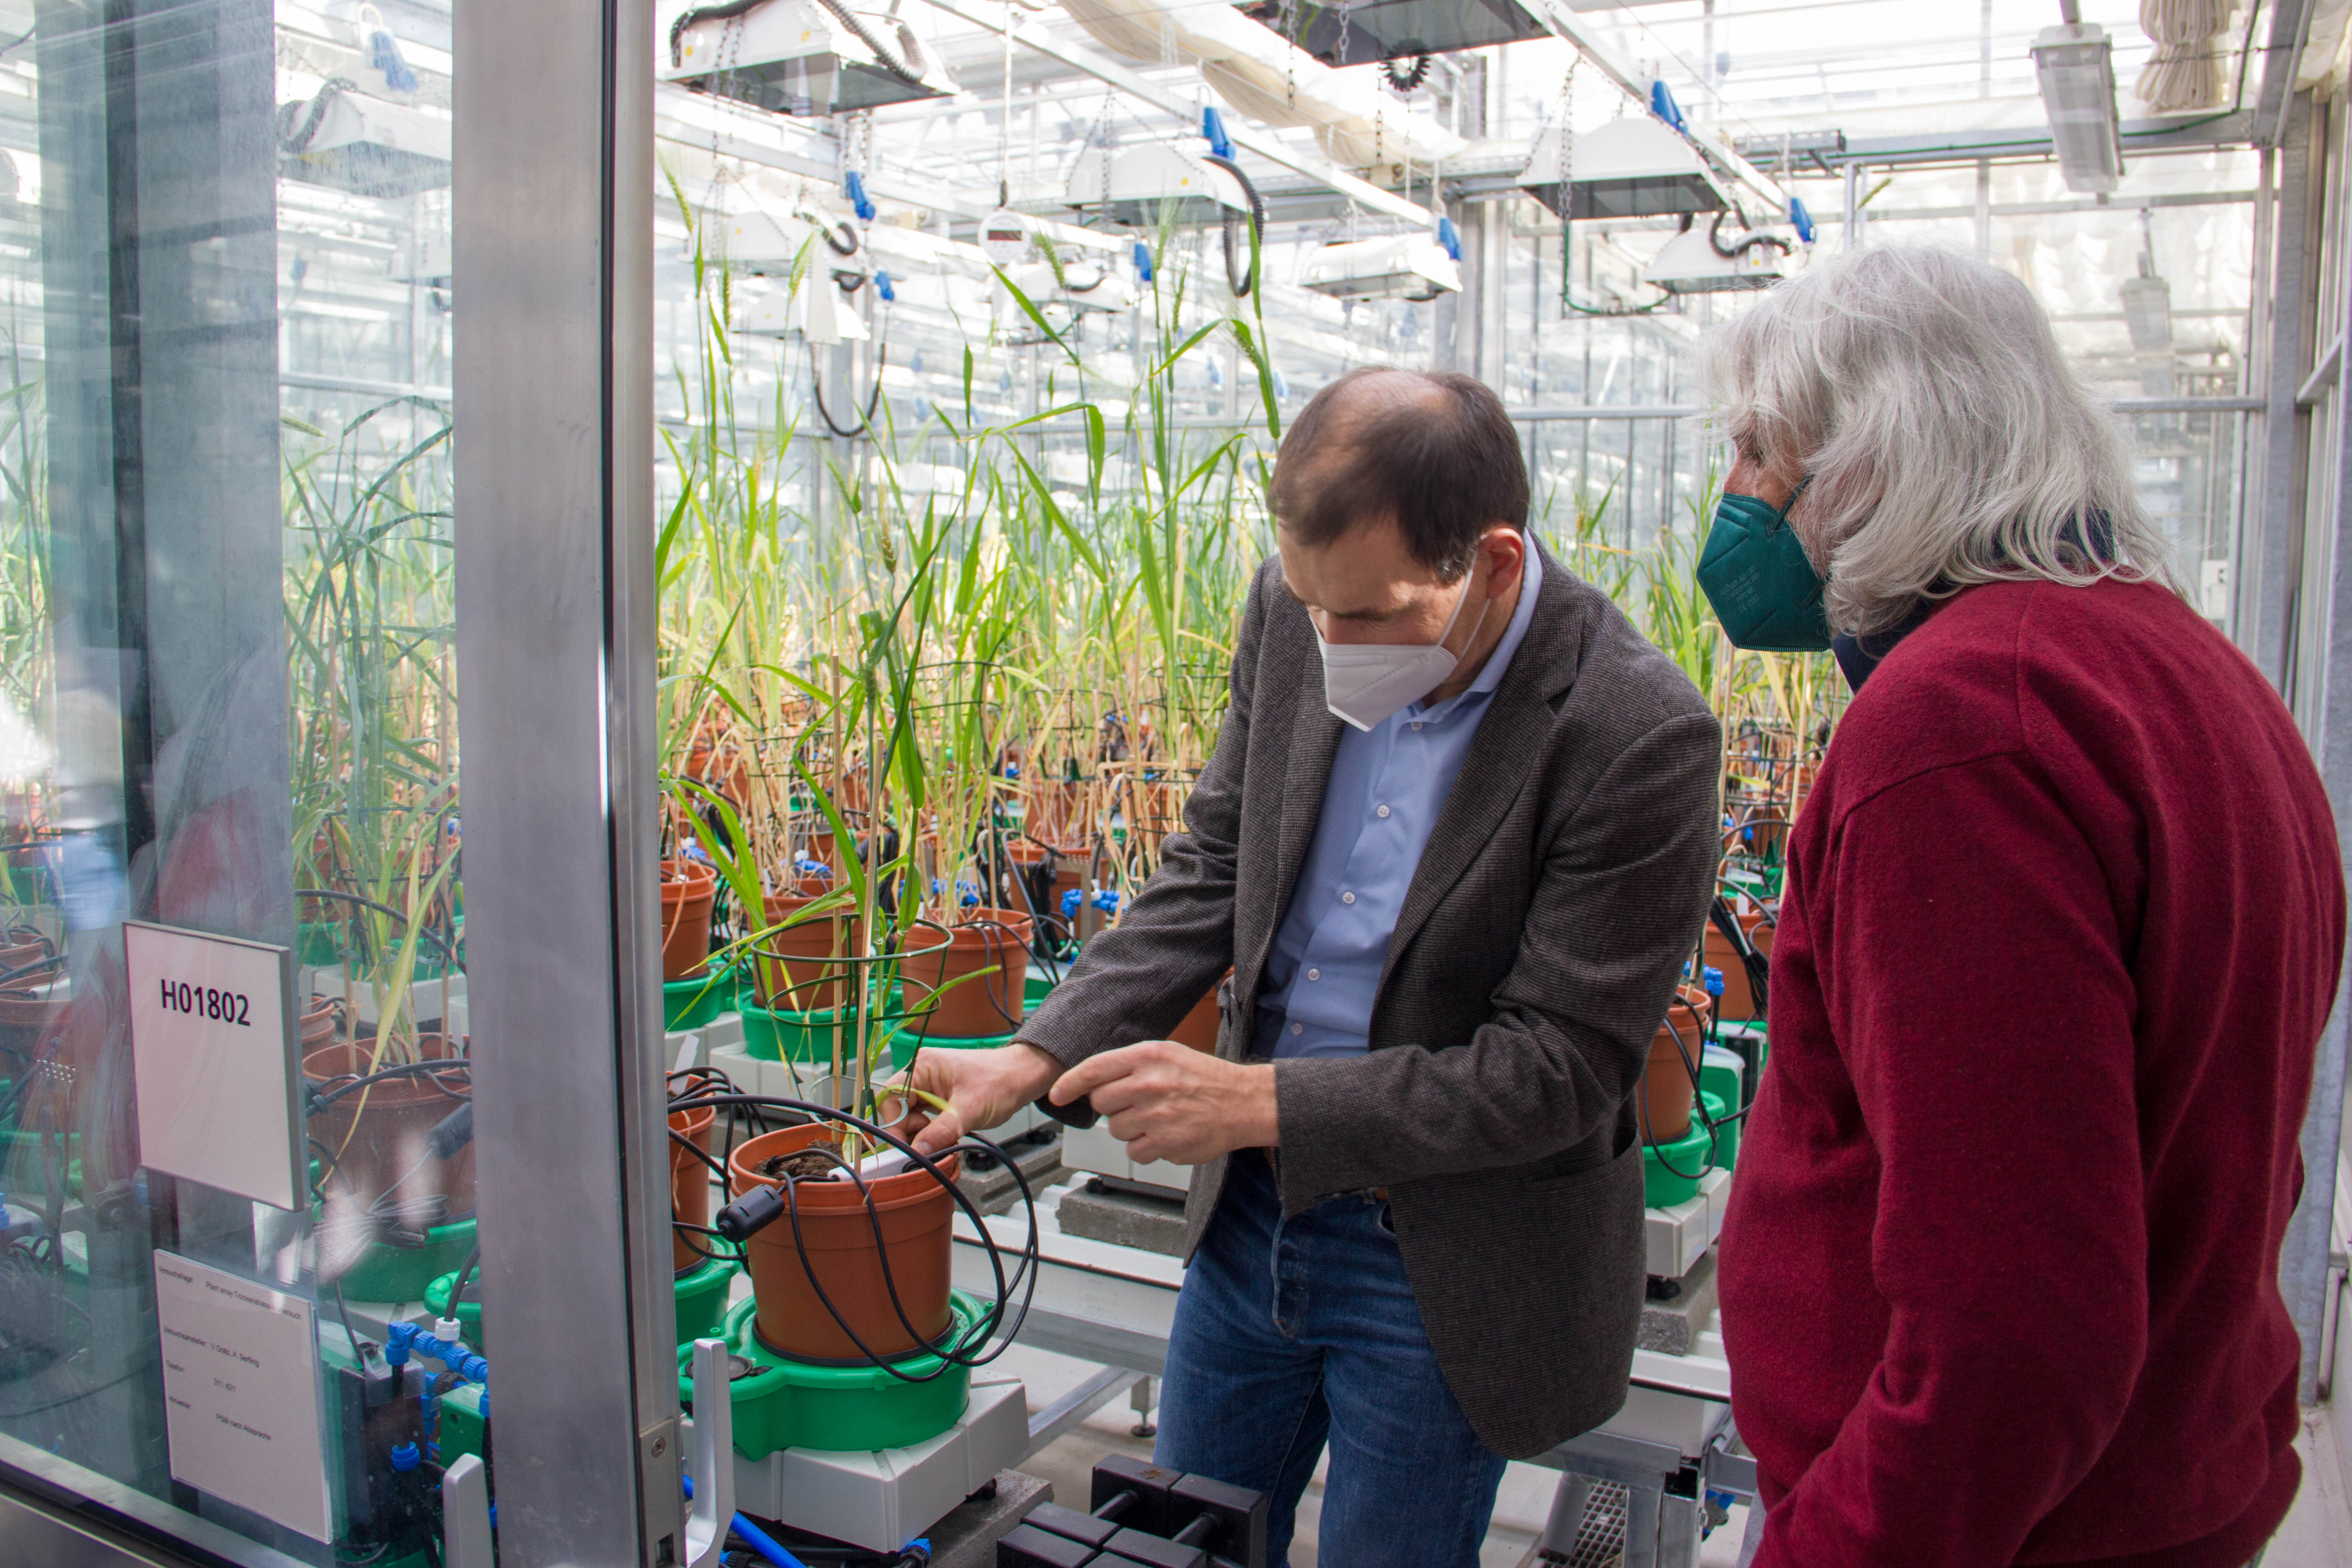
[{"xmin": 1336, "ymin": 0, "xmax": 1353, "ymax": 67}]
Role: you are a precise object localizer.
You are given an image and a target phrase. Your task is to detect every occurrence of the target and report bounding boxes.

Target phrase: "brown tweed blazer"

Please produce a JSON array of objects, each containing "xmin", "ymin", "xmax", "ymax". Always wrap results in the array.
[{"xmin": 1017, "ymin": 544, "xmax": 1721, "ymax": 1459}]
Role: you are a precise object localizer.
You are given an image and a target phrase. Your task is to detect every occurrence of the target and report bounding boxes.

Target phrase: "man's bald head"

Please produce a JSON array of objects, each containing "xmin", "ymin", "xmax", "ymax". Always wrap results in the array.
[{"xmin": 1271, "ymin": 367, "xmax": 1529, "ymax": 581}]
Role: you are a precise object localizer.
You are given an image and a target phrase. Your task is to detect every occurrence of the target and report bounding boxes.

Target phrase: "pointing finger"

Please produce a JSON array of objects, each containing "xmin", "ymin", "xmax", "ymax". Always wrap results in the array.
[{"xmin": 1049, "ymin": 1046, "xmax": 1143, "ymax": 1107}]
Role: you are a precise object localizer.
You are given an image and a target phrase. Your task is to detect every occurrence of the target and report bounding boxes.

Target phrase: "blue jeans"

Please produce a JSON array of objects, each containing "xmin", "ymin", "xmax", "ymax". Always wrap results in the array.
[{"xmin": 1154, "ymin": 1152, "xmax": 1507, "ymax": 1568}]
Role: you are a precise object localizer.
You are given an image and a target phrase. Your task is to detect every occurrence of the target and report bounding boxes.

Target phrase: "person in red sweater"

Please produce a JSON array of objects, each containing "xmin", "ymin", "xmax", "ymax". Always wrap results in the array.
[{"xmin": 1701, "ymin": 246, "xmax": 2345, "ymax": 1568}]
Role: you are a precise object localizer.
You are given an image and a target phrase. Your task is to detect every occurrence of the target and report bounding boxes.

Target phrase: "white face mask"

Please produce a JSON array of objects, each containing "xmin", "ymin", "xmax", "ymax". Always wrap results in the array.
[{"xmin": 1315, "ymin": 567, "xmax": 1491, "ymax": 732}]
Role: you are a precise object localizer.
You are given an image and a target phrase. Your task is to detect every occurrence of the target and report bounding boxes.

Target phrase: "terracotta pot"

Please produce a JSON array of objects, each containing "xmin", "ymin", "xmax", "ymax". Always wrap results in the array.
[
  {"xmin": 304, "ymin": 1036, "xmax": 475, "ymax": 1220},
  {"xmin": 299, "ymin": 995, "xmax": 346, "ymax": 1049},
  {"xmin": 671, "ymin": 1104, "xmax": 717, "ymax": 1273},
  {"xmin": 659, "ymin": 861, "xmax": 719, "ymax": 982},
  {"xmin": 753, "ymin": 887, "xmax": 863, "ymax": 1013},
  {"xmin": 900, "ymin": 912, "xmax": 1032, "ymax": 1039},
  {"xmin": 1167, "ymin": 975, "xmax": 1225, "ymax": 1053},
  {"xmin": 686, "ymin": 736, "xmax": 750, "ymax": 808},
  {"xmin": 727, "ymin": 1123, "xmax": 960, "ymax": 1362},
  {"xmin": 0, "ymin": 935, "xmax": 56, "ymax": 985},
  {"xmin": 1640, "ymin": 988, "xmax": 1711, "ymax": 1144},
  {"xmin": 1702, "ymin": 910, "xmax": 1776, "ymax": 1022}
]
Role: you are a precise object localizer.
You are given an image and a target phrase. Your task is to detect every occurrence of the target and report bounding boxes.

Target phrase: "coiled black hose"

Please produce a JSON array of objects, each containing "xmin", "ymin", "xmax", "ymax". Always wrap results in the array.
[{"xmin": 1201, "ymin": 154, "xmax": 1264, "ymax": 298}]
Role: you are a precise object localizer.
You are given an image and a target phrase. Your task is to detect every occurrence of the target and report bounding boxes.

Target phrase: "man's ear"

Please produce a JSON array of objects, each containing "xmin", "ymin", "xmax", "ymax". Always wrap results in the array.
[{"xmin": 1481, "ymin": 525, "xmax": 1527, "ymax": 595}]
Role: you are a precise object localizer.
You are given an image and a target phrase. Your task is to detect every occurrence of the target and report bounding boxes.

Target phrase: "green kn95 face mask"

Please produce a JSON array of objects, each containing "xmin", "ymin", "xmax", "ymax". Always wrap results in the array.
[{"xmin": 1695, "ymin": 476, "xmax": 1830, "ymax": 653}]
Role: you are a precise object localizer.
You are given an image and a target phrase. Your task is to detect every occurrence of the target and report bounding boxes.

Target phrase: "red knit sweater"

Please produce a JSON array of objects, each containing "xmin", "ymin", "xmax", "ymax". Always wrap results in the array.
[{"xmin": 1717, "ymin": 578, "xmax": 2343, "ymax": 1568}]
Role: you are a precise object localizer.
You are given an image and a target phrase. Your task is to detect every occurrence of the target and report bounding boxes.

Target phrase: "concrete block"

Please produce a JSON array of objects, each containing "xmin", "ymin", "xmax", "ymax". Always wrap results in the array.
[
  {"xmin": 1637, "ymin": 1252, "xmax": 1718, "ymax": 1357},
  {"xmin": 957, "ymin": 1131, "xmax": 1063, "ymax": 1215},
  {"xmin": 1056, "ymin": 1179, "xmax": 1189, "ymax": 1257},
  {"xmin": 925, "ymin": 1471, "xmax": 1052, "ymax": 1568}
]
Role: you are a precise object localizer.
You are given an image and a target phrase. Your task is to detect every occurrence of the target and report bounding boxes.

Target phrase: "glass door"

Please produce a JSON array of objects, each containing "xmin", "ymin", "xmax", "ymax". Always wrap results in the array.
[{"xmin": 0, "ymin": 4, "xmax": 671, "ymax": 1564}]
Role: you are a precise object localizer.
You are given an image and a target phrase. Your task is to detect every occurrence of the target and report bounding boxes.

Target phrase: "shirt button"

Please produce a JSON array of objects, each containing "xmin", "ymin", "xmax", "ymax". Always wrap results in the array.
[
  {"xmin": 1290, "ymin": 1021, "xmax": 1303, "ymax": 1035},
  {"xmin": 1307, "ymin": 968, "xmax": 1320, "ymax": 981},
  {"xmin": 1410, "ymin": 721, "xmax": 1425, "ymax": 731},
  {"xmin": 1376, "ymin": 804, "xmax": 1391, "ymax": 818},
  {"xmin": 1341, "ymin": 890, "xmax": 1356, "ymax": 905}
]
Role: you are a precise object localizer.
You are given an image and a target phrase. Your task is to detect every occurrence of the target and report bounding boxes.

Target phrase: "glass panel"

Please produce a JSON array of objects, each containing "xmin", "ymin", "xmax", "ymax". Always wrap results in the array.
[{"xmin": 0, "ymin": 2, "xmax": 466, "ymax": 1561}]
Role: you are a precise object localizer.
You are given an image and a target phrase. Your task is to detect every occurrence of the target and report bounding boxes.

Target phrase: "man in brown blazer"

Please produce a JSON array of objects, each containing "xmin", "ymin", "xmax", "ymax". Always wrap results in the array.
[{"xmin": 902, "ymin": 368, "xmax": 1719, "ymax": 1566}]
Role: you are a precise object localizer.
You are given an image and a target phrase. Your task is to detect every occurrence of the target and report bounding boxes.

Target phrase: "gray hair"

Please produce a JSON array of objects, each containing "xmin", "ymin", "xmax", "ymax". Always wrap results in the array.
[{"xmin": 1701, "ymin": 245, "xmax": 2179, "ymax": 637}]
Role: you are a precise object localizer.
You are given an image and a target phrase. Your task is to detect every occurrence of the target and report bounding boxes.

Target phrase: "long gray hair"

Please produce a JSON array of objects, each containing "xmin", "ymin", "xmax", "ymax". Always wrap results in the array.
[{"xmin": 1702, "ymin": 245, "xmax": 2178, "ymax": 636}]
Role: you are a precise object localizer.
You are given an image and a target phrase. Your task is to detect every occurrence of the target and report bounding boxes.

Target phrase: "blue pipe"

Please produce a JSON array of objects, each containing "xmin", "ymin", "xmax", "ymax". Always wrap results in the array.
[{"xmin": 681, "ymin": 1475, "xmax": 806, "ymax": 1568}]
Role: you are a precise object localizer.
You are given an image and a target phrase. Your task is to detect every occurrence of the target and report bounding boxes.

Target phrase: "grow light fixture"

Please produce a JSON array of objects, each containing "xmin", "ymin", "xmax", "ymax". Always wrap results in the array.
[
  {"xmin": 1066, "ymin": 143, "xmax": 1249, "ymax": 227},
  {"xmin": 1233, "ymin": 0, "xmax": 1550, "ymax": 68},
  {"xmin": 2031, "ymin": 16, "xmax": 2126, "ymax": 194},
  {"xmin": 993, "ymin": 260, "xmax": 1136, "ymax": 341},
  {"xmin": 277, "ymin": 82, "xmax": 451, "ymax": 197},
  {"xmin": 664, "ymin": 0, "xmax": 955, "ymax": 117},
  {"xmin": 1298, "ymin": 232, "xmax": 1461, "ymax": 301},
  {"xmin": 1520, "ymin": 114, "xmax": 1730, "ymax": 223},
  {"xmin": 1643, "ymin": 219, "xmax": 1797, "ymax": 294}
]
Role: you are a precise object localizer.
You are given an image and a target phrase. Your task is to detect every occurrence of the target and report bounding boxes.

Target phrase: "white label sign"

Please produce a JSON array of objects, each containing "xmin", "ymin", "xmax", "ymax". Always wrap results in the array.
[
  {"xmin": 125, "ymin": 921, "xmax": 299, "ymax": 1210},
  {"xmin": 153, "ymin": 1251, "xmax": 334, "ymax": 1543}
]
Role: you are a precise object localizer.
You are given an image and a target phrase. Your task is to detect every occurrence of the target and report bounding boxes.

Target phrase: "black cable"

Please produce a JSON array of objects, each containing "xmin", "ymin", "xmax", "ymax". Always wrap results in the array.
[
  {"xmin": 677, "ymin": 1093, "xmax": 1038, "ymax": 1378},
  {"xmin": 1706, "ymin": 209, "xmax": 1794, "ymax": 263},
  {"xmin": 669, "ymin": 0, "xmax": 767, "ymax": 69},
  {"xmin": 296, "ymin": 887, "xmax": 461, "ymax": 966},
  {"xmin": 309, "ymin": 1058, "xmax": 473, "ymax": 1111},
  {"xmin": 1641, "ymin": 1012, "xmax": 1719, "ymax": 1182},
  {"xmin": 1200, "ymin": 155, "xmax": 1264, "ymax": 299},
  {"xmin": 279, "ymin": 78, "xmax": 357, "ymax": 154},
  {"xmin": 810, "ymin": 0, "xmax": 927, "ymax": 88},
  {"xmin": 811, "ymin": 333, "xmax": 889, "ymax": 439},
  {"xmin": 1706, "ymin": 895, "xmax": 1770, "ymax": 1017},
  {"xmin": 450, "ymin": 1241, "xmax": 481, "ymax": 1315}
]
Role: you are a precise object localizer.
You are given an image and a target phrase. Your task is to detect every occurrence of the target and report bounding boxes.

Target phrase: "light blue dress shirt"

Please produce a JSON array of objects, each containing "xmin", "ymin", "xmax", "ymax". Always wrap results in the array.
[{"xmin": 1256, "ymin": 544, "xmax": 1545, "ymax": 1059}]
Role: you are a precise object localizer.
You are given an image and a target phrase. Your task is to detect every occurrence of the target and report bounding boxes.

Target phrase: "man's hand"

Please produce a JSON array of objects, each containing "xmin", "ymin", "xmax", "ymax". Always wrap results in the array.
[
  {"xmin": 1049, "ymin": 1041, "xmax": 1278, "ymax": 1166},
  {"xmin": 890, "ymin": 1043, "xmax": 1061, "ymax": 1157}
]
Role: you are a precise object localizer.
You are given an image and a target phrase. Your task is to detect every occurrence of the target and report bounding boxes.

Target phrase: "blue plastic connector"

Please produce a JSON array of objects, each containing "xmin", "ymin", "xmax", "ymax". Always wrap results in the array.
[
  {"xmin": 1436, "ymin": 215, "xmax": 1461, "ymax": 261},
  {"xmin": 1703, "ymin": 965, "xmax": 1725, "ymax": 998},
  {"xmin": 844, "ymin": 171, "xmax": 875, "ymax": 224},
  {"xmin": 369, "ymin": 25, "xmax": 418, "ymax": 93},
  {"xmin": 389, "ymin": 1441, "xmax": 421, "ymax": 1474},
  {"xmin": 386, "ymin": 1323, "xmax": 419, "ymax": 1351},
  {"xmin": 1060, "ymin": 888, "xmax": 1081, "ymax": 919},
  {"xmin": 1649, "ymin": 79, "xmax": 1686, "ymax": 132},
  {"xmin": 461, "ymin": 1355, "xmax": 490, "ymax": 1384},
  {"xmin": 956, "ymin": 880, "xmax": 982, "ymax": 907},
  {"xmin": 1202, "ymin": 105, "xmax": 1235, "ymax": 161},
  {"xmin": 1788, "ymin": 196, "xmax": 1816, "ymax": 245},
  {"xmin": 875, "ymin": 269, "xmax": 896, "ymax": 303},
  {"xmin": 1090, "ymin": 888, "xmax": 1121, "ymax": 912},
  {"xmin": 1132, "ymin": 239, "xmax": 1154, "ymax": 282},
  {"xmin": 384, "ymin": 1339, "xmax": 409, "ymax": 1369}
]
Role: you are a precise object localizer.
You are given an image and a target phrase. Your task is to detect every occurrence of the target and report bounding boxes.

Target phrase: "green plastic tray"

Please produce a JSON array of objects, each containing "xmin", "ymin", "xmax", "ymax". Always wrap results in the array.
[
  {"xmin": 682, "ymin": 1290, "xmax": 986, "ymax": 1459},
  {"xmin": 337, "ymin": 1216, "xmax": 476, "ymax": 1306},
  {"xmin": 664, "ymin": 964, "xmax": 735, "ymax": 1031},
  {"xmin": 1642, "ymin": 1118, "xmax": 1716, "ymax": 1211},
  {"xmin": 427, "ymin": 1254, "xmax": 737, "ymax": 1352}
]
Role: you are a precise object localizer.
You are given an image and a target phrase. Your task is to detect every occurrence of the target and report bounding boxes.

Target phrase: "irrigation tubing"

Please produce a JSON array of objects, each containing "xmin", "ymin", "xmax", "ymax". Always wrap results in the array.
[
  {"xmin": 296, "ymin": 887, "xmax": 462, "ymax": 967},
  {"xmin": 664, "ymin": 1092, "xmax": 1039, "ymax": 1383}
]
